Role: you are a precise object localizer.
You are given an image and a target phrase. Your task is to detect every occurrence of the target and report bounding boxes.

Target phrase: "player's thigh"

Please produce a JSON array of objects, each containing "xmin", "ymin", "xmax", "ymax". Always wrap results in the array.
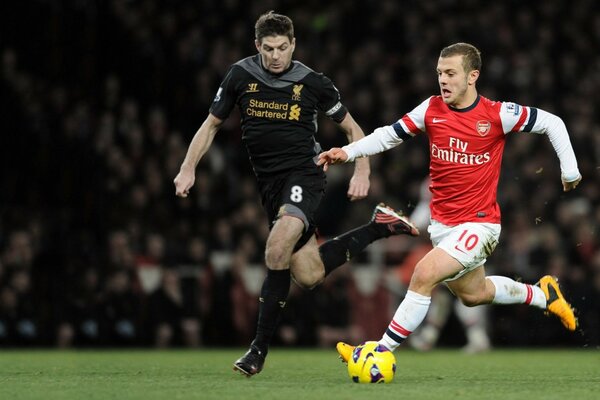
[
  {"xmin": 289, "ymin": 234, "xmax": 325, "ymax": 288},
  {"xmin": 265, "ymin": 215, "xmax": 305, "ymax": 268}
]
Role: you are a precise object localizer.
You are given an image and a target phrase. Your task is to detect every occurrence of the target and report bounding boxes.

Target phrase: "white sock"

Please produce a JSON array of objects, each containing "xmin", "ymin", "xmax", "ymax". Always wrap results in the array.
[
  {"xmin": 487, "ymin": 276, "xmax": 546, "ymax": 309},
  {"xmin": 379, "ymin": 290, "xmax": 431, "ymax": 351}
]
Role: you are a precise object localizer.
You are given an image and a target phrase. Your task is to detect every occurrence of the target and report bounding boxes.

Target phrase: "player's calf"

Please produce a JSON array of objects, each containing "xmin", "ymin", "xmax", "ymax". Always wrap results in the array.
[
  {"xmin": 316, "ymin": 203, "xmax": 419, "ymax": 282},
  {"xmin": 290, "ymin": 269, "xmax": 324, "ymax": 290}
]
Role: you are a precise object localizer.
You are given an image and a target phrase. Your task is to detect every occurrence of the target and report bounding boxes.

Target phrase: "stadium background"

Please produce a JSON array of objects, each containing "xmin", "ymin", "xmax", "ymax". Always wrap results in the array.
[{"xmin": 0, "ymin": 0, "xmax": 598, "ymax": 349}]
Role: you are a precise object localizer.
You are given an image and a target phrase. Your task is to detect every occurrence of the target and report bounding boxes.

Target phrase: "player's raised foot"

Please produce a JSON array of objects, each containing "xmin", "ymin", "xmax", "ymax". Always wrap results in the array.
[
  {"xmin": 371, "ymin": 203, "xmax": 419, "ymax": 237},
  {"xmin": 233, "ymin": 346, "xmax": 266, "ymax": 377},
  {"xmin": 536, "ymin": 275, "xmax": 578, "ymax": 331},
  {"xmin": 336, "ymin": 342, "xmax": 355, "ymax": 364}
]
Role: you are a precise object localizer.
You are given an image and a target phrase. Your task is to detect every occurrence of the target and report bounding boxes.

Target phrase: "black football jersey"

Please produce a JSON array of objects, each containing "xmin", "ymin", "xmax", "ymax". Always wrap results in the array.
[{"xmin": 209, "ymin": 54, "xmax": 348, "ymax": 177}]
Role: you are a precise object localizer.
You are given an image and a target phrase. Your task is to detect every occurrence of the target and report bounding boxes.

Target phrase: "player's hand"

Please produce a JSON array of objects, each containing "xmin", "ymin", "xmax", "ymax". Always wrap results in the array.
[
  {"xmin": 174, "ymin": 166, "xmax": 195, "ymax": 197},
  {"xmin": 317, "ymin": 148, "xmax": 348, "ymax": 171},
  {"xmin": 347, "ymin": 158, "xmax": 370, "ymax": 201},
  {"xmin": 347, "ymin": 172, "xmax": 370, "ymax": 201},
  {"xmin": 562, "ymin": 175, "xmax": 582, "ymax": 192}
]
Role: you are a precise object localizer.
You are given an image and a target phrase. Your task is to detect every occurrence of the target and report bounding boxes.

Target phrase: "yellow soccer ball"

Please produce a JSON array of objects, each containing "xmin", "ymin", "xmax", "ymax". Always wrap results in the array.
[{"xmin": 347, "ymin": 341, "xmax": 396, "ymax": 383}]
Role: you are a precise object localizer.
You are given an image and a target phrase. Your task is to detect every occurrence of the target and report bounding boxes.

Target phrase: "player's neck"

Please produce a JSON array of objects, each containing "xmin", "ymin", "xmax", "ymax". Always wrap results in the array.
[{"xmin": 450, "ymin": 91, "xmax": 479, "ymax": 110}]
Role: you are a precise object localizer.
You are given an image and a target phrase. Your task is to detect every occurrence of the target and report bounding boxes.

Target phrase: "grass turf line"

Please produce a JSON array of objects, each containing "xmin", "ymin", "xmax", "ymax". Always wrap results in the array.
[{"xmin": 0, "ymin": 349, "xmax": 598, "ymax": 400}]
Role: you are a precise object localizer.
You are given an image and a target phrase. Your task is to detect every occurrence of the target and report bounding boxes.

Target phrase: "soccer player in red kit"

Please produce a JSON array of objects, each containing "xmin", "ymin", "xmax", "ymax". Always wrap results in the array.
[{"xmin": 318, "ymin": 43, "xmax": 582, "ymax": 359}]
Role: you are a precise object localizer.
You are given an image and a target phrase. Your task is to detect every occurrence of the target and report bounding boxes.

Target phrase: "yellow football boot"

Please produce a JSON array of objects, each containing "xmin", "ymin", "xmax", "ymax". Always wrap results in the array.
[
  {"xmin": 336, "ymin": 342, "xmax": 355, "ymax": 364},
  {"xmin": 537, "ymin": 275, "xmax": 578, "ymax": 331}
]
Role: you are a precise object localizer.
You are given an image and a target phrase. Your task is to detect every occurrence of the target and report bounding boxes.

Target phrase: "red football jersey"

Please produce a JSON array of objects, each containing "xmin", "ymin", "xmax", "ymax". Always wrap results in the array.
[{"xmin": 397, "ymin": 95, "xmax": 536, "ymax": 225}]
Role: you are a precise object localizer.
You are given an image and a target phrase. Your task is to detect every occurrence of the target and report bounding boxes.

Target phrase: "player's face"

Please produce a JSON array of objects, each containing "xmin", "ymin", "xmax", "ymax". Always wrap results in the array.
[
  {"xmin": 256, "ymin": 35, "xmax": 295, "ymax": 74},
  {"xmin": 437, "ymin": 55, "xmax": 478, "ymax": 108}
]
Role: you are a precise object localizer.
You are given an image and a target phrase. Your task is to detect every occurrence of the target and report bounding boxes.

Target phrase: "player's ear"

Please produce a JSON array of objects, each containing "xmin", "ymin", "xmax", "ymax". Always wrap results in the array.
[
  {"xmin": 468, "ymin": 69, "xmax": 480, "ymax": 86},
  {"xmin": 255, "ymin": 39, "xmax": 261, "ymax": 52},
  {"xmin": 290, "ymin": 37, "xmax": 296, "ymax": 53}
]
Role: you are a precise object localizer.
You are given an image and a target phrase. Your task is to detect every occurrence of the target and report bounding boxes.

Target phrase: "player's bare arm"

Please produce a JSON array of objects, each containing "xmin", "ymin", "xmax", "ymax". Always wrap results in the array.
[
  {"xmin": 174, "ymin": 113, "xmax": 223, "ymax": 197},
  {"xmin": 337, "ymin": 112, "xmax": 370, "ymax": 201}
]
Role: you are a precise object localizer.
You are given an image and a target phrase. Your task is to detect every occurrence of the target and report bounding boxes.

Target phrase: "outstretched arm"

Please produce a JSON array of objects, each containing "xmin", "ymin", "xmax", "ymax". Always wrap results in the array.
[
  {"xmin": 174, "ymin": 113, "xmax": 223, "ymax": 197},
  {"xmin": 522, "ymin": 108, "xmax": 582, "ymax": 192},
  {"xmin": 337, "ymin": 112, "xmax": 370, "ymax": 201},
  {"xmin": 318, "ymin": 124, "xmax": 406, "ymax": 171}
]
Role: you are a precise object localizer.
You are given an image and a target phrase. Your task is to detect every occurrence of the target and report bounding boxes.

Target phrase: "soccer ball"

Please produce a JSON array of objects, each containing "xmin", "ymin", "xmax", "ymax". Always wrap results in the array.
[{"xmin": 347, "ymin": 341, "xmax": 396, "ymax": 383}]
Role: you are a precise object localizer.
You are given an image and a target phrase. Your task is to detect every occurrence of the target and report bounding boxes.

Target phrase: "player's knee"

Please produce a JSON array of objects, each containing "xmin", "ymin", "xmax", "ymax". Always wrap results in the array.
[
  {"xmin": 265, "ymin": 245, "xmax": 290, "ymax": 269},
  {"xmin": 410, "ymin": 263, "xmax": 438, "ymax": 291}
]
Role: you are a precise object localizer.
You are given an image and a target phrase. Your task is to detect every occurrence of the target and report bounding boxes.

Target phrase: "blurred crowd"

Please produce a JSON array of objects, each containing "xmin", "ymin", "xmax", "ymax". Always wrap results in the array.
[{"xmin": 0, "ymin": 0, "xmax": 598, "ymax": 348}]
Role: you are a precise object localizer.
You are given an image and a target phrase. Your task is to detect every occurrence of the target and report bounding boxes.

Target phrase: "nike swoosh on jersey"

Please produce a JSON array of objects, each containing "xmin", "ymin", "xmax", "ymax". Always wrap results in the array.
[{"xmin": 432, "ymin": 118, "xmax": 447, "ymax": 123}]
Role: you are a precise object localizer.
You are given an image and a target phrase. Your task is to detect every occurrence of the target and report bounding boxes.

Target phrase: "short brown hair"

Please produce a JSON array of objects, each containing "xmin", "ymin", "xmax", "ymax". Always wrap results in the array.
[
  {"xmin": 440, "ymin": 43, "xmax": 482, "ymax": 72},
  {"xmin": 255, "ymin": 11, "xmax": 294, "ymax": 43}
]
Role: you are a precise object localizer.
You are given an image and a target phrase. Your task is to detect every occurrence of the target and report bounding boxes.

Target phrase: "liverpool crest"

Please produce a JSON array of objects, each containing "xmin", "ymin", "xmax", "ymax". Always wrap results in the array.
[{"xmin": 292, "ymin": 84, "xmax": 304, "ymax": 101}]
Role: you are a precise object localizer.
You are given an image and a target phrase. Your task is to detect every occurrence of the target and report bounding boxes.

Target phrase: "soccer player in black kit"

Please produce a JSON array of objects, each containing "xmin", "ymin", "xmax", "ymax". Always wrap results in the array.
[{"xmin": 174, "ymin": 11, "xmax": 419, "ymax": 377}]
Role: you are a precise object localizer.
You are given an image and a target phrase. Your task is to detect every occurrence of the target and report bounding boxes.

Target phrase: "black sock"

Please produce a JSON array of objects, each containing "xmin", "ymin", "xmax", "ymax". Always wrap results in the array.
[
  {"xmin": 251, "ymin": 268, "xmax": 291, "ymax": 355},
  {"xmin": 319, "ymin": 223, "xmax": 384, "ymax": 277}
]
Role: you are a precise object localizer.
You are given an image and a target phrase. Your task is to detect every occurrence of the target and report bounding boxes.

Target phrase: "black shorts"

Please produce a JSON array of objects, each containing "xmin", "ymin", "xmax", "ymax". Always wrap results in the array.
[{"xmin": 258, "ymin": 165, "xmax": 326, "ymax": 252}]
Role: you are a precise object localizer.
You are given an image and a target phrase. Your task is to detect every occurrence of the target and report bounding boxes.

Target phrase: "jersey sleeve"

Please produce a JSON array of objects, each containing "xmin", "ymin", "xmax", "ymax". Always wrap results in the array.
[
  {"xmin": 317, "ymin": 74, "xmax": 348, "ymax": 123},
  {"xmin": 499, "ymin": 102, "xmax": 538, "ymax": 134},
  {"xmin": 396, "ymin": 97, "xmax": 431, "ymax": 136},
  {"xmin": 209, "ymin": 65, "xmax": 238, "ymax": 120}
]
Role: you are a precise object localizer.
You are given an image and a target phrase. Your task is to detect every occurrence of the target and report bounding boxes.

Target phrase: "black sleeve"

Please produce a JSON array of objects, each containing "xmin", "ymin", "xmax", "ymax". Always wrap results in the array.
[
  {"xmin": 209, "ymin": 65, "xmax": 239, "ymax": 120},
  {"xmin": 317, "ymin": 74, "xmax": 348, "ymax": 123}
]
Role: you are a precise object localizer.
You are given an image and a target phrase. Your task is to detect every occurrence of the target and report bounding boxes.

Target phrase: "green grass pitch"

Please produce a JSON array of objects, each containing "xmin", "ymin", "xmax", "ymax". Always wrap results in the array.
[{"xmin": 0, "ymin": 348, "xmax": 598, "ymax": 399}]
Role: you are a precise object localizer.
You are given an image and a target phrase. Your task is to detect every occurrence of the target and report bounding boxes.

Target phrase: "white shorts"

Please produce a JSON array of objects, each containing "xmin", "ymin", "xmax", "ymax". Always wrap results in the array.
[{"xmin": 428, "ymin": 220, "xmax": 501, "ymax": 281}]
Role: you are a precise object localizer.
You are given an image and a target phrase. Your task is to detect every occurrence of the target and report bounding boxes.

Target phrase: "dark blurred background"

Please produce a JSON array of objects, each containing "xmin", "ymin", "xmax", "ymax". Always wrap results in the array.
[{"xmin": 0, "ymin": 0, "xmax": 598, "ymax": 349}]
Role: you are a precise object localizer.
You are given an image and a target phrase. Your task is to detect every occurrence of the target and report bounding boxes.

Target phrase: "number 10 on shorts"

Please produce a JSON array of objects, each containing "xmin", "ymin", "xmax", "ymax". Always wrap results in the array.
[{"xmin": 454, "ymin": 229, "xmax": 479, "ymax": 253}]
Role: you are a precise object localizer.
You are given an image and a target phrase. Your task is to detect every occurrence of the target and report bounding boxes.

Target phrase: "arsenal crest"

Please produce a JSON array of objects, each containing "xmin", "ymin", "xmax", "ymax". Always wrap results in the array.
[{"xmin": 476, "ymin": 120, "xmax": 491, "ymax": 136}]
